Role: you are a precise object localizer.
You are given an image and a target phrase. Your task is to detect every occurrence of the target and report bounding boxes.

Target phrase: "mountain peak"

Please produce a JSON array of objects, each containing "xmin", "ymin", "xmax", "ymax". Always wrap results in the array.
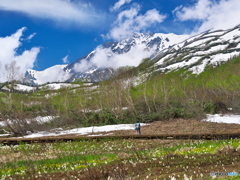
[
  {"xmin": 23, "ymin": 25, "xmax": 240, "ymax": 85},
  {"xmin": 24, "ymin": 32, "xmax": 188, "ymax": 85}
]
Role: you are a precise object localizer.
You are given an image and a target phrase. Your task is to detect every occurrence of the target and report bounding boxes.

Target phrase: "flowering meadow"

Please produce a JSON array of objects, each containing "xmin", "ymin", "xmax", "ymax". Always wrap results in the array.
[{"xmin": 0, "ymin": 139, "xmax": 240, "ymax": 179}]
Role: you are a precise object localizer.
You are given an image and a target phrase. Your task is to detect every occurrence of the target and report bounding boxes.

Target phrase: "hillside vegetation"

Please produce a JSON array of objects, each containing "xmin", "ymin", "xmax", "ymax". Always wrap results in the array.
[{"xmin": 1, "ymin": 56, "xmax": 240, "ymax": 135}]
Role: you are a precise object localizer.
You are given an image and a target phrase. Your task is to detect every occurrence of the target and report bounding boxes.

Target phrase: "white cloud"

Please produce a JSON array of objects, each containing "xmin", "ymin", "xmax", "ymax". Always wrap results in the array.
[
  {"xmin": 32, "ymin": 65, "xmax": 71, "ymax": 85},
  {"xmin": 74, "ymin": 2, "xmax": 166, "ymax": 72},
  {"xmin": 15, "ymin": 48, "xmax": 40, "ymax": 72},
  {"xmin": 62, "ymin": 55, "xmax": 69, "ymax": 64},
  {"xmin": 27, "ymin": 33, "xmax": 36, "ymax": 40},
  {"xmin": 174, "ymin": 0, "xmax": 213, "ymax": 21},
  {"xmin": 110, "ymin": 0, "xmax": 132, "ymax": 12},
  {"xmin": 73, "ymin": 45, "xmax": 156, "ymax": 72},
  {"xmin": 108, "ymin": 6, "xmax": 166, "ymax": 40},
  {"xmin": 174, "ymin": 0, "xmax": 240, "ymax": 34},
  {"xmin": 0, "ymin": 0, "xmax": 105, "ymax": 28},
  {"xmin": 0, "ymin": 27, "xmax": 40, "ymax": 82}
]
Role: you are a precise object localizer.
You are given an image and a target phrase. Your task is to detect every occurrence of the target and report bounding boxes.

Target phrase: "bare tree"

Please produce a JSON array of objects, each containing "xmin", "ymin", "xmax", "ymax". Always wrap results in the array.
[
  {"xmin": 5, "ymin": 60, "xmax": 22, "ymax": 93},
  {"xmin": 3, "ymin": 60, "xmax": 22, "ymax": 110},
  {"xmin": 0, "ymin": 60, "xmax": 31, "ymax": 136}
]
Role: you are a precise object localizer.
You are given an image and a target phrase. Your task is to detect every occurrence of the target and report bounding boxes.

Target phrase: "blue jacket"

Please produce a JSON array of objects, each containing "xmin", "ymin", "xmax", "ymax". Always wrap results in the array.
[{"xmin": 135, "ymin": 123, "xmax": 140, "ymax": 130}]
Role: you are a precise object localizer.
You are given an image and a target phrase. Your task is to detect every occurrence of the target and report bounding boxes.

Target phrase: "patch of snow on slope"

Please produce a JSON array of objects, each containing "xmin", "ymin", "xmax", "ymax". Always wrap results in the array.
[
  {"xmin": 154, "ymin": 54, "xmax": 174, "ymax": 66},
  {"xmin": 0, "ymin": 116, "xmax": 57, "ymax": 127},
  {"xmin": 183, "ymin": 33, "xmax": 206, "ymax": 45},
  {"xmin": 210, "ymin": 51, "xmax": 240, "ymax": 65},
  {"xmin": 220, "ymin": 29, "xmax": 240, "ymax": 41},
  {"xmin": 85, "ymin": 68, "xmax": 98, "ymax": 74},
  {"xmin": 189, "ymin": 60, "xmax": 208, "ymax": 74},
  {"xmin": 21, "ymin": 123, "xmax": 147, "ymax": 138},
  {"xmin": 206, "ymin": 31, "xmax": 225, "ymax": 36},
  {"xmin": 155, "ymin": 33, "xmax": 189, "ymax": 48},
  {"xmin": 34, "ymin": 116, "xmax": 57, "ymax": 124},
  {"xmin": 189, "ymin": 51, "xmax": 240, "ymax": 74},
  {"xmin": 185, "ymin": 37, "xmax": 215, "ymax": 48},
  {"xmin": 15, "ymin": 84, "xmax": 36, "ymax": 92},
  {"xmin": 42, "ymin": 83, "xmax": 80, "ymax": 90},
  {"xmin": 204, "ymin": 114, "xmax": 240, "ymax": 124},
  {"xmin": 208, "ymin": 39, "xmax": 224, "ymax": 45},
  {"xmin": 86, "ymin": 50, "xmax": 95, "ymax": 59},
  {"xmin": 0, "ymin": 121, "xmax": 5, "ymax": 127},
  {"xmin": 159, "ymin": 56, "xmax": 202, "ymax": 72},
  {"xmin": 195, "ymin": 44, "xmax": 228, "ymax": 55}
]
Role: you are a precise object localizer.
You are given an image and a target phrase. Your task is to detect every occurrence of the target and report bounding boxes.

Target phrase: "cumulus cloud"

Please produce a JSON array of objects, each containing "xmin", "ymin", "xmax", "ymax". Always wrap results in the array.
[
  {"xmin": 108, "ymin": 6, "xmax": 166, "ymax": 40},
  {"xmin": 73, "ymin": 45, "xmax": 156, "ymax": 72},
  {"xmin": 33, "ymin": 65, "xmax": 71, "ymax": 85},
  {"xmin": 174, "ymin": 0, "xmax": 240, "ymax": 34},
  {"xmin": 110, "ymin": 0, "xmax": 132, "ymax": 12},
  {"xmin": 174, "ymin": 0, "xmax": 213, "ymax": 21},
  {"xmin": 0, "ymin": 27, "xmax": 40, "ymax": 82},
  {"xmin": 0, "ymin": 0, "xmax": 105, "ymax": 28},
  {"xmin": 74, "ymin": 2, "xmax": 166, "ymax": 72}
]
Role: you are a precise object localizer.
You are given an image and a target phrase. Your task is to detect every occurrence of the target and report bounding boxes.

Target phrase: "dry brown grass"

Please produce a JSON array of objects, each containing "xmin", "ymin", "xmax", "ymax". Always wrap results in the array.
[
  {"xmin": 3, "ymin": 119, "xmax": 239, "ymax": 140},
  {"xmin": 114, "ymin": 119, "xmax": 240, "ymax": 136}
]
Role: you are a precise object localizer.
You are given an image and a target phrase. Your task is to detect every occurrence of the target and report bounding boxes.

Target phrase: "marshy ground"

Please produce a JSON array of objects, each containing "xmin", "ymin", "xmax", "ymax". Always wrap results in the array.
[{"xmin": 1, "ymin": 119, "xmax": 240, "ymax": 180}]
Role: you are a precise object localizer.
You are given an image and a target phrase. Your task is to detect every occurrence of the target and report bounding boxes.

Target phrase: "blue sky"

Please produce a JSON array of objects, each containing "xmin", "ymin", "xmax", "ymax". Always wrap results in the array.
[{"xmin": 0, "ymin": 0, "xmax": 240, "ymax": 74}]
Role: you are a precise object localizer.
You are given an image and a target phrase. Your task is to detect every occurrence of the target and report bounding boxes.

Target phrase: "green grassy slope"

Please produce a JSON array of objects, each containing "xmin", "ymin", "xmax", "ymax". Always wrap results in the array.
[{"xmin": 1, "ymin": 56, "xmax": 240, "ymax": 135}]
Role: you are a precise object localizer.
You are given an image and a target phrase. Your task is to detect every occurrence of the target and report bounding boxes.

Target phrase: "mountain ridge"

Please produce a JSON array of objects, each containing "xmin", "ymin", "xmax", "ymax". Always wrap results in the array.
[
  {"xmin": 24, "ymin": 32, "xmax": 188, "ymax": 85},
  {"xmin": 23, "ymin": 25, "xmax": 240, "ymax": 85},
  {"xmin": 150, "ymin": 25, "xmax": 240, "ymax": 75}
]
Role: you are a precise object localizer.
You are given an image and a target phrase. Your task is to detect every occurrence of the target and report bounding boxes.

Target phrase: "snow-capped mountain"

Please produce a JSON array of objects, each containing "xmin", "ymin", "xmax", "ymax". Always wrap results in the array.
[
  {"xmin": 24, "ymin": 32, "xmax": 188, "ymax": 85},
  {"xmin": 152, "ymin": 25, "xmax": 240, "ymax": 74},
  {"xmin": 24, "ymin": 25, "xmax": 240, "ymax": 85}
]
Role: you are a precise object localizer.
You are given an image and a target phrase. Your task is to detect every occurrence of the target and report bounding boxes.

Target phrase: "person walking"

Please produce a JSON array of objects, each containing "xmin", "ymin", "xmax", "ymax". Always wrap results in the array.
[{"xmin": 134, "ymin": 121, "xmax": 141, "ymax": 135}]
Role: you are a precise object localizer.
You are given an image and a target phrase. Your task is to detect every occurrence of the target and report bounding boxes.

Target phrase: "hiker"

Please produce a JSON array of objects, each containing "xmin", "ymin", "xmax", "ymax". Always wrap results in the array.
[{"xmin": 134, "ymin": 121, "xmax": 141, "ymax": 135}]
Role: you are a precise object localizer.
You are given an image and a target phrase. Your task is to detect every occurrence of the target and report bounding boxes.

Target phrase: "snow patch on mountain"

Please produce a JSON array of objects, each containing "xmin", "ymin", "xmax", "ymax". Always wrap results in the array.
[
  {"xmin": 24, "ymin": 25, "xmax": 240, "ymax": 85},
  {"xmin": 42, "ymin": 83, "xmax": 81, "ymax": 90},
  {"xmin": 185, "ymin": 37, "xmax": 215, "ymax": 48},
  {"xmin": 15, "ymin": 84, "xmax": 36, "ymax": 92},
  {"xmin": 204, "ymin": 114, "xmax": 240, "ymax": 124},
  {"xmin": 153, "ymin": 25, "xmax": 240, "ymax": 75}
]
